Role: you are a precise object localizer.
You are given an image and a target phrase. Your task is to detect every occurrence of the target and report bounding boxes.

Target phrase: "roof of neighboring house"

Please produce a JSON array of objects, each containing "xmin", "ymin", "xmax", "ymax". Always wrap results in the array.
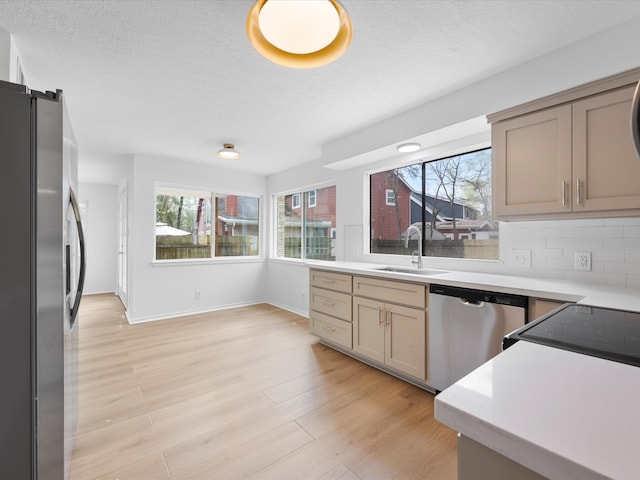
[{"xmin": 410, "ymin": 192, "xmax": 479, "ymax": 221}]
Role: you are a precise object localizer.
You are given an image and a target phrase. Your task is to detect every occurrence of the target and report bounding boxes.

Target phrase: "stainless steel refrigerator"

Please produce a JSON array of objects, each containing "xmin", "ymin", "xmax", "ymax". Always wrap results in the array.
[{"xmin": 0, "ymin": 79, "xmax": 85, "ymax": 479}]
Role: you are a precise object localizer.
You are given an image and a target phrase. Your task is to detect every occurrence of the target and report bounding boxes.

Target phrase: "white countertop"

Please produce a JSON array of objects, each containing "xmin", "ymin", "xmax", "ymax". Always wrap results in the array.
[
  {"xmin": 306, "ymin": 260, "xmax": 640, "ymax": 312},
  {"xmin": 435, "ymin": 341, "xmax": 640, "ymax": 480}
]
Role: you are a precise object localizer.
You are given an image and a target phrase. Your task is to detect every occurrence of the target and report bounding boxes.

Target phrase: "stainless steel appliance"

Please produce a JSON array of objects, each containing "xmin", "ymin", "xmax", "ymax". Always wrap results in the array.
[
  {"xmin": 428, "ymin": 284, "xmax": 527, "ymax": 392},
  {"xmin": 0, "ymin": 80, "xmax": 85, "ymax": 479},
  {"xmin": 504, "ymin": 303, "xmax": 640, "ymax": 367}
]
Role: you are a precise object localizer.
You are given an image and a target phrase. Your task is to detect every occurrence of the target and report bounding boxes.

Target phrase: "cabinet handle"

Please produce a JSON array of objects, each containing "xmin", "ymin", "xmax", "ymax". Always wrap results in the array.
[
  {"xmin": 385, "ymin": 308, "xmax": 390, "ymax": 326},
  {"xmin": 322, "ymin": 299, "xmax": 335, "ymax": 306},
  {"xmin": 378, "ymin": 306, "xmax": 384, "ymax": 325},
  {"xmin": 576, "ymin": 178, "xmax": 582, "ymax": 206},
  {"xmin": 321, "ymin": 278, "xmax": 335, "ymax": 284},
  {"xmin": 562, "ymin": 180, "xmax": 567, "ymax": 207},
  {"xmin": 321, "ymin": 325, "xmax": 336, "ymax": 333}
]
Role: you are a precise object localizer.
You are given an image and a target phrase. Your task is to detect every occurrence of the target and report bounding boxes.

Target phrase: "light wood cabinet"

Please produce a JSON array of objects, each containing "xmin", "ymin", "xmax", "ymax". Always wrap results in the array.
[
  {"xmin": 572, "ymin": 86, "xmax": 640, "ymax": 212},
  {"xmin": 492, "ymin": 104, "xmax": 572, "ymax": 217},
  {"xmin": 309, "ymin": 269, "xmax": 352, "ymax": 293},
  {"xmin": 528, "ymin": 298, "xmax": 567, "ymax": 322},
  {"xmin": 308, "ymin": 270, "xmax": 353, "ymax": 349},
  {"xmin": 352, "ymin": 277, "xmax": 426, "ymax": 380},
  {"xmin": 492, "ymin": 83, "xmax": 640, "ymax": 220},
  {"xmin": 309, "ymin": 287, "xmax": 351, "ymax": 321},
  {"xmin": 352, "ymin": 275, "xmax": 425, "ymax": 308},
  {"xmin": 458, "ymin": 434, "xmax": 546, "ymax": 480}
]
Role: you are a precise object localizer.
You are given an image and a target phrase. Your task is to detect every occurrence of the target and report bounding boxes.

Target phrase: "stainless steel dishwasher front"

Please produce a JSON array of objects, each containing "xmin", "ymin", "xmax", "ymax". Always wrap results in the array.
[{"xmin": 428, "ymin": 284, "xmax": 528, "ymax": 392}]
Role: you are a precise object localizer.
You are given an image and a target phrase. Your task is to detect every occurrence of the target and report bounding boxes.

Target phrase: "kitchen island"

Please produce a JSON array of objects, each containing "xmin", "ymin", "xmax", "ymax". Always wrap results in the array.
[{"xmin": 435, "ymin": 340, "xmax": 640, "ymax": 480}]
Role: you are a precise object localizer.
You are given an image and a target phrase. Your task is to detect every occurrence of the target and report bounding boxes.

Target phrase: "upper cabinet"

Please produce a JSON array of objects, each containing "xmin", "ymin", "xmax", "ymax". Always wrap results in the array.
[{"xmin": 490, "ymin": 69, "xmax": 640, "ymax": 220}]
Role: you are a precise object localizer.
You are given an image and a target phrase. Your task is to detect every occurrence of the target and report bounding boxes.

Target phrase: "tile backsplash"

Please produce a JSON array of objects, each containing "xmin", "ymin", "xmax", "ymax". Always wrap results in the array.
[{"xmin": 499, "ymin": 217, "xmax": 640, "ymax": 288}]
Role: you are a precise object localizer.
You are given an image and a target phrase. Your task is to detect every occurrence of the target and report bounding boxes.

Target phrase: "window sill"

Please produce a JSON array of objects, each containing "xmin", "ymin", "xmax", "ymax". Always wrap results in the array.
[{"xmin": 152, "ymin": 256, "xmax": 265, "ymax": 267}]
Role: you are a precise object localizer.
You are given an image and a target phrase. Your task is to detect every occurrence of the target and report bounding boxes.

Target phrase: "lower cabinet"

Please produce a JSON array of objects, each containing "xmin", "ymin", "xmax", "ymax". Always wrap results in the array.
[
  {"xmin": 309, "ymin": 310, "xmax": 352, "ymax": 349},
  {"xmin": 458, "ymin": 435, "xmax": 546, "ymax": 480},
  {"xmin": 528, "ymin": 297, "xmax": 568, "ymax": 322},
  {"xmin": 353, "ymin": 296, "xmax": 426, "ymax": 381}
]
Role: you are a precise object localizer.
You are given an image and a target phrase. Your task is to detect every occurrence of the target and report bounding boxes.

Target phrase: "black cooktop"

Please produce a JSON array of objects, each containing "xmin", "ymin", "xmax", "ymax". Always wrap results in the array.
[{"xmin": 504, "ymin": 303, "xmax": 640, "ymax": 367}]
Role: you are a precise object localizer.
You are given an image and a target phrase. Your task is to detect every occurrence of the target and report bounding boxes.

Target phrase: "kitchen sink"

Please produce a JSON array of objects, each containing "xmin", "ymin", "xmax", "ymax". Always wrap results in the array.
[{"xmin": 373, "ymin": 266, "xmax": 448, "ymax": 276}]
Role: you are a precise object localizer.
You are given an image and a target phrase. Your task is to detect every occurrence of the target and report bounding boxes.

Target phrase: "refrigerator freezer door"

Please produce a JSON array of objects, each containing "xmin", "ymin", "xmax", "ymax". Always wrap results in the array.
[{"xmin": 34, "ymin": 90, "xmax": 65, "ymax": 480}]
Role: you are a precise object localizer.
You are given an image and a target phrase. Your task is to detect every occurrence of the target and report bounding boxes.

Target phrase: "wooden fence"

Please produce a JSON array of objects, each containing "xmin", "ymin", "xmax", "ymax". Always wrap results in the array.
[
  {"xmin": 156, "ymin": 236, "xmax": 258, "ymax": 259},
  {"xmin": 371, "ymin": 239, "xmax": 498, "ymax": 260},
  {"xmin": 284, "ymin": 237, "xmax": 334, "ymax": 260}
]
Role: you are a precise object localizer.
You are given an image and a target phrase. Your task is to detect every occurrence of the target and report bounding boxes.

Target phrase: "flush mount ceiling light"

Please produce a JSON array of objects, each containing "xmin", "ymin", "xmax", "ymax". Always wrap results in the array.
[
  {"xmin": 246, "ymin": 0, "xmax": 353, "ymax": 69},
  {"xmin": 216, "ymin": 143, "xmax": 240, "ymax": 159},
  {"xmin": 397, "ymin": 142, "xmax": 421, "ymax": 153}
]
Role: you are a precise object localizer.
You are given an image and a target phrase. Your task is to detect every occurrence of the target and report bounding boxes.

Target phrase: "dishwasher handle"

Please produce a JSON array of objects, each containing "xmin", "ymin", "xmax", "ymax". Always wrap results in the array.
[{"xmin": 460, "ymin": 298, "xmax": 484, "ymax": 307}]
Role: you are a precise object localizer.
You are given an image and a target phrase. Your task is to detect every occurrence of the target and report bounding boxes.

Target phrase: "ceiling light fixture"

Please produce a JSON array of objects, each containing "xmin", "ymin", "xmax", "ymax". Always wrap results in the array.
[
  {"xmin": 217, "ymin": 143, "xmax": 240, "ymax": 159},
  {"xmin": 397, "ymin": 142, "xmax": 421, "ymax": 153},
  {"xmin": 246, "ymin": 0, "xmax": 353, "ymax": 69}
]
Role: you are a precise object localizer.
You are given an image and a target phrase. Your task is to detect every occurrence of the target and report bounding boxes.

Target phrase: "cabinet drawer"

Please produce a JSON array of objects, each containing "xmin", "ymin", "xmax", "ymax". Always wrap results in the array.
[
  {"xmin": 353, "ymin": 276, "xmax": 425, "ymax": 308},
  {"xmin": 309, "ymin": 269, "xmax": 352, "ymax": 293},
  {"xmin": 309, "ymin": 311, "xmax": 352, "ymax": 349},
  {"xmin": 310, "ymin": 287, "xmax": 352, "ymax": 321}
]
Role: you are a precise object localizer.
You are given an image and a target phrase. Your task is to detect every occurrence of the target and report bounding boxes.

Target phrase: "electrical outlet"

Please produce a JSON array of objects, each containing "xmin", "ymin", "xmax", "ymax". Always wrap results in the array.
[
  {"xmin": 510, "ymin": 249, "xmax": 531, "ymax": 268},
  {"xmin": 575, "ymin": 251, "xmax": 591, "ymax": 271},
  {"xmin": 195, "ymin": 291, "xmax": 201, "ymax": 300}
]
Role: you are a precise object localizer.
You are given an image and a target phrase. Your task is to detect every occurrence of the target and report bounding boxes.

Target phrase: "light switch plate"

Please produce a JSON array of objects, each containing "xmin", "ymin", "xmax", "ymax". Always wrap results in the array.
[{"xmin": 575, "ymin": 251, "xmax": 591, "ymax": 271}]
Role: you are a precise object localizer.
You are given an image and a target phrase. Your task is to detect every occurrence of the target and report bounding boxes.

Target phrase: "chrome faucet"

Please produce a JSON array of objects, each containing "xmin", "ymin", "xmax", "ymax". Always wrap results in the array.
[{"xmin": 405, "ymin": 225, "xmax": 423, "ymax": 269}]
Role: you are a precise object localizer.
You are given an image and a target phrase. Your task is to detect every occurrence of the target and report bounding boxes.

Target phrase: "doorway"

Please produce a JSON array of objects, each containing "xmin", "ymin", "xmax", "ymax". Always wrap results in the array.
[{"xmin": 117, "ymin": 186, "xmax": 128, "ymax": 308}]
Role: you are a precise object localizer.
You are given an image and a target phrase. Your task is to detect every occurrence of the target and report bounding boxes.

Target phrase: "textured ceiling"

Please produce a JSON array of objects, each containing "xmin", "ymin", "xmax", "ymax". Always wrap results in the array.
[{"xmin": 2, "ymin": 0, "xmax": 640, "ymax": 177}]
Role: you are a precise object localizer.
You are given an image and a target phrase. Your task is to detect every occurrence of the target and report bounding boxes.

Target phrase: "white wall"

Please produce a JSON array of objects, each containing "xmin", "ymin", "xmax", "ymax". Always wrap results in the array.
[
  {"xmin": 266, "ymin": 17, "xmax": 640, "ymax": 315},
  {"xmin": 0, "ymin": 29, "xmax": 22, "ymax": 83},
  {"xmin": 0, "ymin": 30, "xmax": 9, "ymax": 81},
  {"xmin": 78, "ymin": 183, "xmax": 119, "ymax": 294},
  {"xmin": 126, "ymin": 154, "xmax": 268, "ymax": 323}
]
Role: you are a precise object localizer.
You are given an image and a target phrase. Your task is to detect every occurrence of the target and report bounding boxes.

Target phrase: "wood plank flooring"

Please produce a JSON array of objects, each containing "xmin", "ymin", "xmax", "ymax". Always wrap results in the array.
[{"xmin": 70, "ymin": 294, "xmax": 457, "ymax": 480}]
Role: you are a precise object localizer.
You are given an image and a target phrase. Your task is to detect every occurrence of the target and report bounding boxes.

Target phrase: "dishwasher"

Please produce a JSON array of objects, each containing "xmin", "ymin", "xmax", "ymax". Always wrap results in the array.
[{"xmin": 428, "ymin": 284, "xmax": 528, "ymax": 392}]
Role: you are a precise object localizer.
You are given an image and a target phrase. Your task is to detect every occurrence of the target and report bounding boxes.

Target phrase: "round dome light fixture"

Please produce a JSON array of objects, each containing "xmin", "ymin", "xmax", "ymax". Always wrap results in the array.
[
  {"xmin": 217, "ymin": 143, "xmax": 240, "ymax": 159},
  {"xmin": 246, "ymin": 0, "xmax": 353, "ymax": 69},
  {"xmin": 397, "ymin": 142, "xmax": 421, "ymax": 153}
]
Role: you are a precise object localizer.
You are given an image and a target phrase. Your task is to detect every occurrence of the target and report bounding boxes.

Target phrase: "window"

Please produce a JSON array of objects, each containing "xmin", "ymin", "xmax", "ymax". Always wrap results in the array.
[
  {"xmin": 155, "ymin": 186, "xmax": 260, "ymax": 260},
  {"xmin": 274, "ymin": 185, "xmax": 336, "ymax": 261},
  {"xmin": 292, "ymin": 193, "xmax": 300, "ymax": 209},
  {"xmin": 215, "ymin": 194, "xmax": 260, "ymax": 257},
  {"xmin": 369, "ymin": 148, "xmax": 497, "ymax": 260},
  {"xmin": 385, "ymin": 189, "xmax": 396, "ymax": 206}
]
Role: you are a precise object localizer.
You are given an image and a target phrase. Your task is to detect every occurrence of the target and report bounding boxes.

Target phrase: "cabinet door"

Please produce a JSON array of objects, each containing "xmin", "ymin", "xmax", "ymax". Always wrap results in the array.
[
  {"xmin": 492, "ymin": 105, "xmax": 572, "ymax": 217},
  {"xmin": 572, "ymin": 85, "xmax": 640, "ymax": 212},
  {"xmin": 353, "ymin": 297, "xmax": 385, "ymax": 363},
  {"xmin": 385, "ymin": 304, "xmax": 426, "ymax": 380}
]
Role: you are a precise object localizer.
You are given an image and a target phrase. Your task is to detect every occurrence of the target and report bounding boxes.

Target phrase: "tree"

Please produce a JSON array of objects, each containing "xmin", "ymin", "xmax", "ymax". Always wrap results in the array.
[{"xmin": 427, "ymin": 155, "xmax": 463, "ymax": 238}]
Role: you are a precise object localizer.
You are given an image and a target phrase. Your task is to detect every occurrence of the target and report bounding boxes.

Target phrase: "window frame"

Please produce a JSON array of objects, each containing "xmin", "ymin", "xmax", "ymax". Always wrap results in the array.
[
  {"xmin": 292, "ymin": 193, "xmax": 301, "ymax": 209},
  {"xmin": 367, "ymin": 147, "xmax": 496, "ymax": 261},
  {"xmin": 154, "ymin": 184, "xmax": 263, "ymax": 263},
  {"xmin": 272, "ymin": 183, "xmax": 336, "ymax": 262},
  {"xmin": 308, "ymin": 189, "xmax": 317, "ymax": 208},
  {"xmin": 385, "ymin": 189, "xmax": 396, "ymax": 206}
]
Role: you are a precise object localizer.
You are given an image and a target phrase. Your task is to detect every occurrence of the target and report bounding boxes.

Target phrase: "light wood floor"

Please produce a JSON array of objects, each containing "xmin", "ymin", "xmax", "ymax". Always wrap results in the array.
[{"xmin": 70, "ymin": 294, "xmax": 457, "ymax": 480}]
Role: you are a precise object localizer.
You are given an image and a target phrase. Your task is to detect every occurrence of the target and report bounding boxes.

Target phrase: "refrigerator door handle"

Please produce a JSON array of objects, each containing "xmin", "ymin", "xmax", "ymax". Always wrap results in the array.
[{"xmin": 69, "ymin": 188, "xmax": 85, "ymax": 328}]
